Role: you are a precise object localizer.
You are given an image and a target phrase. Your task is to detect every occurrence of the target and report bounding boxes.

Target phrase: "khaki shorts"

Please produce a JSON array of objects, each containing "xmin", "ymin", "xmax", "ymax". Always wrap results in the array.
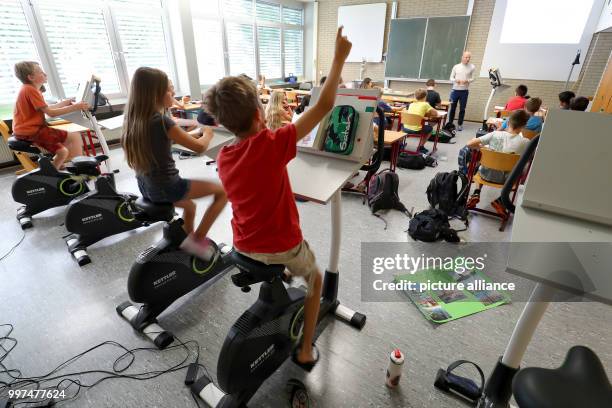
[{"xmin": 238, "ymin": 240, "xmax": 319, "ymax": 296}]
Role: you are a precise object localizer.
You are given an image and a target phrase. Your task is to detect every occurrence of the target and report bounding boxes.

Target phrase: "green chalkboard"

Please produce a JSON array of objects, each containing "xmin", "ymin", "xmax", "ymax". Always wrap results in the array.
[
  {"xmin": 420, "ymin": 16, "xmax": 471, "ymax": 80},
  {"xmin": 384, "ymin": 18, "xmax": 426, "ymax": 79},
  {"xmin": 385, "ymin": 16, "xmax": 470, "ymax": 80}
]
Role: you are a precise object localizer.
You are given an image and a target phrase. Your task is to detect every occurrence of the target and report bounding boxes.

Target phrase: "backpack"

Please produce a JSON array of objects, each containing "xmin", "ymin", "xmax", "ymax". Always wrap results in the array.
[
  {"xmin": 408, "ymin": 209, "xmax": 460, "ymax": 242},
  {"xmin": 397, "ymin": 153, "xmax": 437, "ymax": 170},
  {"xmin": 324, "ymin": 105, "xmax": 359, "ymax": 155},
  {"xmin": 443, "ymin": 122, "xmax": 457, "ymax": 135},
  {"xmin": 429, "ymin": 129, "xmax": 455, "ymax": 144},
  {"xmin": 426, "ymin": 171, "xmax": 470, "ymax": 220},
  {"xmin": 367, "ymin": 170, "xmax": 411, "ymax": 228}
]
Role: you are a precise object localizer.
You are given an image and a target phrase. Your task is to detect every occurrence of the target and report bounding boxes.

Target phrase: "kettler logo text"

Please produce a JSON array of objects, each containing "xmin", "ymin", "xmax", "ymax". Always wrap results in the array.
[
  {"xmin": 250, "ymin": 344, "xmax": 275, "ymax": 372},
  {"xmin": 81, "ymin": 213, "xmax": 103, "ymax": 224},
  {"xmin": 153, "ymin": 271, "xmax": 177, "ymax": 288},
  {"xmin": 26, "ymin": 187, "xmax": 45, "ymax": 195}
]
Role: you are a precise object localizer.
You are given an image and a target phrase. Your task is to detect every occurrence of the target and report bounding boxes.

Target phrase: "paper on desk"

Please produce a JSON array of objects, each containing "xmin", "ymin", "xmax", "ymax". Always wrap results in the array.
[{"xmin": 98, "ymin": 114, "xmax": 124, "ymax": 130}]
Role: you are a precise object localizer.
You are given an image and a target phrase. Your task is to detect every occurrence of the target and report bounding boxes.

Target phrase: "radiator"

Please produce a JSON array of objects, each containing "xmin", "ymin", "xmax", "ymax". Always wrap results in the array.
[{"xmin": 0, "ymin": 137, "xmax": 16, "ymax": 165}]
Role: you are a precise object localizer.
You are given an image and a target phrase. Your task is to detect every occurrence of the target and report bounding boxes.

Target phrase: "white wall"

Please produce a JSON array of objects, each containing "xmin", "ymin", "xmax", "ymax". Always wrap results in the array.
[
  {"xmin": 480, "ymin": 0, "xmax": 605, "ymax": 81},
  {"xmin": 304, "ymin": 1, "xmax": 317, "ymax": 81},
  {"xmin": 596, "ymin": 0, "xmax": 612, "ymax": 32}
]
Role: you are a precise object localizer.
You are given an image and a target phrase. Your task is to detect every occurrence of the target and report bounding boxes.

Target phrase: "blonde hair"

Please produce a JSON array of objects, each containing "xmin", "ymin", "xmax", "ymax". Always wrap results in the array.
[
  {"xmin": 204, "ymin": 76, "xmax": 261, "ymax": 135},
  {"xmin": 265, "ymin": 91, "xmax": 287, "ymax": 131},
  {"xmin": 14, "ymin": 61, "xmax": 39, "ymax": 84},
  {"xmin": 415, "ymin": 88, "xmax": 427, "ymax": 100},
  {"xmin": 121, "ymin": 67, "xmax": 169, "ymax": 174}
]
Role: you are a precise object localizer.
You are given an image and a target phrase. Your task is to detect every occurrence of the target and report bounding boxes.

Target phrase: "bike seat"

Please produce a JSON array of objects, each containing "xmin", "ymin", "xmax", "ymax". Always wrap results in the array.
[
  {"xmin": 133, "ymin": 197, "xmax": 175, "ymax": 222},
  {"xmin": 230, "ymin": 252, "xmax": 285, "ymax": 287},
  {"xmin": 513, "ymin": 346, "xmax": 612, "ymax": 408},
  {"xmin": 8, "ymin": 136, "xmax": 41, "ymax": 154},
  {"xmin": 66, "ymin": 156, "xmax": 104, "ymax": 176}
]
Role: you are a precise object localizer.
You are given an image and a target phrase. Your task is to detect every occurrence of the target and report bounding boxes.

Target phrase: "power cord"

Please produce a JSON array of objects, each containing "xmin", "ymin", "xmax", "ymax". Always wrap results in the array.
[{"xmin": 0, "ymin": 231, "xmax": 26, "ymax": 262}]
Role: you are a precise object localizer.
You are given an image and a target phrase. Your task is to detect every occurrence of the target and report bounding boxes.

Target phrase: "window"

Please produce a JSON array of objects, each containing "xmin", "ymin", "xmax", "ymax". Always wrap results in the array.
[
  {"xmin": 256, "ymin": 1, "xmax": 280, "ymax": 22},
  {"xmin": 193, "ymin": 19, "xmax": 225, "ymax": 85},
  {"xmin": 0, "ymin": 0, "xmax": 40, "ymax": 117},
  {"xmin": 282, "ymin": 6, "xmax": 303, "ymax": 25},
  {"xmin": 257, "ymin": 27, "xmax": 281, "ymax": 79},
  {"xmin": 284, "ymin": 28, "xmax": 303, "ymax": 77},
  {"xmin": 226, "ymin": 22, "xmax": 256, "ymax": 78},
  {"xmin": 224, "ymin": 0, "xmax": 254, "ymax": 19},
  {"xmin": 113, "ymin": 9, "xmax": 171, "ymax": 78},
  {"xmin": 37, "ymin": 1, "xmax": 121, "ymax": 96}
]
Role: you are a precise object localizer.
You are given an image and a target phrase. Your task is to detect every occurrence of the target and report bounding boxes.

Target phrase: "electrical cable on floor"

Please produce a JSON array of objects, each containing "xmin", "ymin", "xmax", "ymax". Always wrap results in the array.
[
  {"xmin": 0, "ymin": 324, "xmax": 209, "ymax": 407},
  {"xmin": 0, "ymin": 231, "xmax": 26, "ymax": 262}
]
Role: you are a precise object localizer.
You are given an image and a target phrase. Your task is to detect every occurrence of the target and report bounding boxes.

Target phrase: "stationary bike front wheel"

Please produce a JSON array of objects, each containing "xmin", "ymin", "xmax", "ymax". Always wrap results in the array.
[{"xmin": 289, "ymin": 305, "xmax": 305, "ymax": 342}]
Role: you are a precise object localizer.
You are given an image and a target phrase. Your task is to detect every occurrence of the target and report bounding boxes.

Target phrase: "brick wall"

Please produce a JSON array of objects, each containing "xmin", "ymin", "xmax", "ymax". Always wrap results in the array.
[{"xmin": 316, "ymin": 0, "xmax": 612, "ymax": 121}]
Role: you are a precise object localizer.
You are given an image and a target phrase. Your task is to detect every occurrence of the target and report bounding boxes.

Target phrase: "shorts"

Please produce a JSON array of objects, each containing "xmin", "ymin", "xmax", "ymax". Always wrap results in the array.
[
  {"xmin": 239, "ymin": 240, "xmax": 320, "ymax": 297},
  {"xmin": 137, "ymin": 176, "xmax": 191, "ymax": 204},
  {"xmin": 17, "ymin": 126, "xmax": 68, "ymax": 153}
]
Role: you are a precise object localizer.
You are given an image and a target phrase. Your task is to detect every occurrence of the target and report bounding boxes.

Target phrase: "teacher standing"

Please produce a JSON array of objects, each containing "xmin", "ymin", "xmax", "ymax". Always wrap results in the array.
[{"xmin": 448, "ymin": 51, "xmax": 476, "ymax": 131}]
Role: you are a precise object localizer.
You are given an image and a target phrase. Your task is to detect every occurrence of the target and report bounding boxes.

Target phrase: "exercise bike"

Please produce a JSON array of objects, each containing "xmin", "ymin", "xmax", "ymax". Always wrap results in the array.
[
  {"xmin": 8, "ymin": 137, "xmax": 105, "ymax": 229},
  {"xmin": 63, "ymin": 175, "xmax": 175, "ymax": 266},
  {"xmin": 116, "ymin": 214, "xmax": 235, "ymax": 349}
]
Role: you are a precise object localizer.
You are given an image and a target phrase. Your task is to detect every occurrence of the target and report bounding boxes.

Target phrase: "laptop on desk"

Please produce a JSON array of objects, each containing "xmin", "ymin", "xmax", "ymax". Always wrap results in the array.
[{"xmin": 520, "ymin": 109, "xmax": 612, "ymax": 227}]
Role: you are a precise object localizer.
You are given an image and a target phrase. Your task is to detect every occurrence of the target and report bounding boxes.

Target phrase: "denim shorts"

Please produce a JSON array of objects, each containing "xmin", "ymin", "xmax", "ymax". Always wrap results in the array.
[{"xmin": 137, "ymin": 176, "xmax": 191, "ymax": 204}]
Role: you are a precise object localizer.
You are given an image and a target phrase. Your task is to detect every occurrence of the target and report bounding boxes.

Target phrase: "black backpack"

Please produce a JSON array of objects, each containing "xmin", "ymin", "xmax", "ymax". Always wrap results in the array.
[
  {"xmin": 397, "ymin": 153, "xmax": 437, "ymax": 170},
  {"xmin": 429, "ymin": 129, "xmax": 455, "ymax": 144},
  {"xmin": 408, "ymin": 209, "xmax": 460, "ymax": 242},
  {"xmin": 426, "ymin": 171, "xmax": 470, "ymax": 220},
  {"xmin": 367, "ymin": 170, "xmax": 411, "ymax": 227}
]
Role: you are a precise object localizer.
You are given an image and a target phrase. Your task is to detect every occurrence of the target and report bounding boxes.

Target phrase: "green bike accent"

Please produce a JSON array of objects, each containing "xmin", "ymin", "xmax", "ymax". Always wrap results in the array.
[
  {"xmin": 117, "ymin": 201, "xmax": 136, "ymax": 223},
  {"xmin": 59, "ymin": 177, "xmax": 83, "ymax": 197},
  {"xmin": 289, "ymin": 305, "xmax": 305, "ymax": 341},
  {"xmin": 192, "ymin": 251, "xmax": 220, "ymax": 275}
]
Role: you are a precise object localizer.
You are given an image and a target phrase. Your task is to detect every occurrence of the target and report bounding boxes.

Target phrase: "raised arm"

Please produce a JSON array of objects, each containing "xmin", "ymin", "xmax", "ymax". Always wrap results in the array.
[{"xmin": 294, "ymin": 27, "xmax": 352, "ymax": 141}]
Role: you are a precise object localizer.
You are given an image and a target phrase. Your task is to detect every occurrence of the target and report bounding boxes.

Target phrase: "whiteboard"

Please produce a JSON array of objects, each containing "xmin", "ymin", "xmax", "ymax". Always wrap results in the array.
[{"xmin": 337, "ymin": 3, "xmax": 387, "ymax": 63}]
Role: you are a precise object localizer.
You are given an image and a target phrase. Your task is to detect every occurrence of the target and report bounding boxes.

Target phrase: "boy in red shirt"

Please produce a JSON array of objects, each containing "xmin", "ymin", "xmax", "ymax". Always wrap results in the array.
[
  {"xmin": 505, "ymin": 84, "xmax": 528, "ymax": 111},
  {"xmin": 12, "ymin": 61, "xmax": 88, "ymax": 170},
  {"xmin": 205, "ymin": 27, "xmax": 352, "ymax": 371}
]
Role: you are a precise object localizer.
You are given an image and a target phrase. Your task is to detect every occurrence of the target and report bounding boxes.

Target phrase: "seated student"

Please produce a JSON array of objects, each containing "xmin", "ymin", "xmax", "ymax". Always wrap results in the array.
[
  {"xmin": 570, "ymin": 96, "xmax": 589, "ymax": 111},
  {"xmin": 425, "ymin": 79, "xmax": 441, "ymax": 108},
  {"xmin": 500, "ymin": 97, "xmax": 543, "ymax": 133},
  {"xmin": 466, "ymin": 110, "xmax": 530, "ymax": 215},
  {"xmin": 205, "ymin": 26, "xmax": 352, "ymax": 370},
  {"xmin": 558, "ymin": 90, "xmax": 575, "ymax": 110},
  {"xmin": 294, "ymin": 94, "xmax": 311, "ymax": 115},
  {"xmin": 265, "ymin": 91, "xmax": 293, "ymax": 131},
  {"xmin": 402, "ymin": 88, "xmax": 437, "ymax": 135},
  {"xmin": 360, "ymin": 77, "xmax": 373, "ymax": 89},
  {"xmin": 12, "ymin": 61, "xmax": 88, "ymax": 170},
  {"xmin": 505, "ymin": 84, "xmax": 528, "ymax": 111}
]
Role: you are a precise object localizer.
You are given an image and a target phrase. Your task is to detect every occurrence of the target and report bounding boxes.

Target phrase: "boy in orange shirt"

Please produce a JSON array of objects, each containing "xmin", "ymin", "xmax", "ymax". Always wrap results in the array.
[
  {"xmin": 204, "ymin": 27, "xmax": 352, "ymax": 371},
  {"xmin": 12, "ymin": 61, "xmax": 88, "ymax": 169}
]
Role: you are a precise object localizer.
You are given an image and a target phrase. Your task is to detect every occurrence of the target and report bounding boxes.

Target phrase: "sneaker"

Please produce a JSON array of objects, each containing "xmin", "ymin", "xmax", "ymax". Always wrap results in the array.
[
  {"xmin": 180, "ymin": 234, "xmax": 217, "ymax": 261},
  {"xmin": 491, "ymin": 199, "xmax": 508, "ymax": 217},
  {"xmin": 457, "ymin": 125, "xmax": 463, "ymax": 131},
  {"xmin": 467, "ymin": 192, "xmax": 480, "ymax": 209}
]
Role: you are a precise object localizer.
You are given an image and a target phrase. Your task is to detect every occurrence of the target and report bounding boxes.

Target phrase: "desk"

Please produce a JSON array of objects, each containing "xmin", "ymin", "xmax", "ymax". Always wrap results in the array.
[
  {"xmin": 175, "ymin": 103, "xmax": 203, "ymax": 119},
  {"xmin": 381, "ymin": 95, "xmax": 413, "ymax": 104},
  {"xmin": 427, "ymin": 111, "xmax": 448, "ymax": 153},
  {"xmin": 494, "ymin": 105, "xmax": 547, "ymax": 117},
  {"xmin": 382, "ymin": 130, "xmax": 407, "ymax": 172}
]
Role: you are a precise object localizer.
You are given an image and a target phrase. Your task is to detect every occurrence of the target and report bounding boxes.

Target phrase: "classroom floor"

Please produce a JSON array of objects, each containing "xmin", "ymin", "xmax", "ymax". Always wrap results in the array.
[{"xmin": 0, "ymin": 121, "xmax": 610, "ymax": 408}]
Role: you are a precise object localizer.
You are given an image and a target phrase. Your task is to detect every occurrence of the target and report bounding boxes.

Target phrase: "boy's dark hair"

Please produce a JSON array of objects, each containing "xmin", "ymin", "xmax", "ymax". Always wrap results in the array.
[
  {"xmin": 570, "ymin": 96, "xmax": 589, "ymax": 111},
  {"xmin": 319, "ymin": 76, "xmax": 327, "ymax": 86},
  {"xmin": 426, "ymin": 79, "xmax": 436, "ymax": 87},
  {"xmin": 516, "ymin": 85, "xmax": 528, "ymax": 97},
  {"xmin": 508, "ymin": 110, "xmax": 530, "ymax": 130},
  {"xmin": 204, "ymin": 76, "xmax": 260, "ymax": 135},
  {"xmin": 558, "ymin": 90, "xmax": 575, "ymax": 105},
  {"xmin": 360, "ymin": 77, "xmax": 372, "ymax": 88},
  {"xmin": 525, "ymin": 97, "xmax": 542, "ymax": 114}
]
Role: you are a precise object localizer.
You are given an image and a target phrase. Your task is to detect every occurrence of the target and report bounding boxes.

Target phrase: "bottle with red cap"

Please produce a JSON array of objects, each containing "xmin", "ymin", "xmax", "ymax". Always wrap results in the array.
[{"xmin": 386, "ymin": 348, "xmax": 405, "ymax": 388}]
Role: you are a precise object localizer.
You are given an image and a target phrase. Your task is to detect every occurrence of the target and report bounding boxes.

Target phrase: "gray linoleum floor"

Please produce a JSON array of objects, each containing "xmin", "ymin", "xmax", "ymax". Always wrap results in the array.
[{"xmin": 0, "ymin": 121, "xmax": 610, "ymax": 408}]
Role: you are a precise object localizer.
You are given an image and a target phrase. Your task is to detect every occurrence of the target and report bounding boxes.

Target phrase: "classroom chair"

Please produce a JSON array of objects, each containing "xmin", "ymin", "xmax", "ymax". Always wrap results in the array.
[
  {"xmin": 466, "ymin": 148, "xmax": 523, "ymax": 231},
  {"xmin": 497, "ymin": 109, "xmax": 512, "ymax": 119},
  {"xmin": 285, "ymin": 91, "xmax": 298, "ymax": 104},
  {"xmin": 399, "ymin": 112, "xmax": 429, "ymax": 154},
  {"xmin": 521, "ymin": 129, "xmax": 539, "ymax": 140},
  {"xmin": 0, "ymin": 120, "xmax": 37, "ymax": 175}
]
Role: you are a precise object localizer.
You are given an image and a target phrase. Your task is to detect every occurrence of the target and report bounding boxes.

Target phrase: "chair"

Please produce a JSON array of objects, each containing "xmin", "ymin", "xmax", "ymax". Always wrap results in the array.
[
  {"xmin": 399, "ymin": 112, "xmax": 429, "ymax": 154},
  {"xmin": 466, "ymin": 148, "xmax": 522, "ymax": 231},
  {"xmin": 285, "ymin": 91, "xmax": 298, "ymax": 104},
  {"xmin": 497, "ymin": 109, "xmax": 512, "ymax": 118},
  {"xmin": 521, "ymin": 129, "xmax": 539, "ymax": 140},
  {"xmin": 0, "ymin": 120, "xmax": 37, "ymax": 175}
]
